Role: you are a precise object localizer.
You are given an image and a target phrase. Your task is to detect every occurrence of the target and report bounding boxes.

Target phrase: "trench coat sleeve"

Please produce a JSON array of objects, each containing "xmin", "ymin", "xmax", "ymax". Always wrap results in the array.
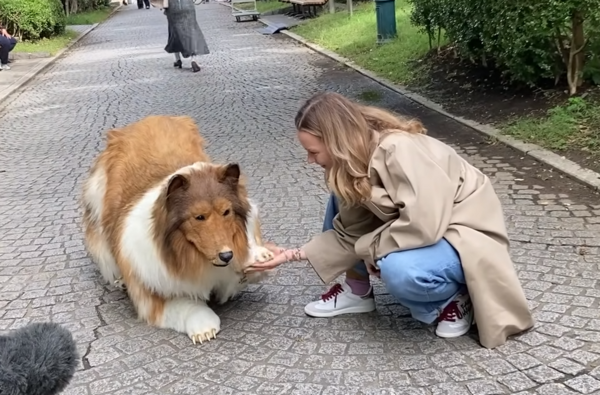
[
  {"xmin": 302, "ymin": 203, "xmax": 376, "ymax": 284},
  {"xmin": 358, "ymin": 141, "xmax": 458, "ymax": 261}
]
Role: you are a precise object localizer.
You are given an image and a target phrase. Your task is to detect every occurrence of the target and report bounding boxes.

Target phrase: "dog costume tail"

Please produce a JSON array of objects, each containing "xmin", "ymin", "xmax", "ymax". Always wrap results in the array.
[{"xmin": 0, "ymin": 322, "xmax": 78, "ymax": 395}]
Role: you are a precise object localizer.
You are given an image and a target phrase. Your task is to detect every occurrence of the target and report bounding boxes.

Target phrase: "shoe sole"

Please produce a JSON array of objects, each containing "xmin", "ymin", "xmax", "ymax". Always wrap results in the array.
[
  {"xmin": 435, "ymin": 327, "xmax": 472, "ymax": 338},
  {"xmin": 304, "ymin": 303, "xmax": 375, "ymax": 318},
  {"xmin": 435, "ymin": 316, "xmax": 475, "ymax": 338}
]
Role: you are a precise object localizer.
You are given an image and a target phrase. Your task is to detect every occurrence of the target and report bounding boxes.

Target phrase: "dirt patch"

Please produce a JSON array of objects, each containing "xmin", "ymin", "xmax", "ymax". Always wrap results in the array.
[{"xmin": 406, "ymin": 47, "xmax": 600, "ymax": 175}]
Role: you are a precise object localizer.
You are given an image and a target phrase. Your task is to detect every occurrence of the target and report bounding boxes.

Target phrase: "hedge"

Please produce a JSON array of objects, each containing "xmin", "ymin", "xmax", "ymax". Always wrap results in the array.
[
  {"xmin": 62, "ymin": 0, "xmax": 111, "ymax": 16},
  {"xmin": 408, "ymin": 0, "xmax": 600, "ymax": 95},
  {"xmin": 0, "ymin": 0, "xmax": 66, "ymax": 40}
]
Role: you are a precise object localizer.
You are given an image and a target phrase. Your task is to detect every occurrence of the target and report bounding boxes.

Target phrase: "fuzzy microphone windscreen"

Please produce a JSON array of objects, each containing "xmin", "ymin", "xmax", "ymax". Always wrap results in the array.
[{"xmin": 0, "ymin": 322, "xmax": 79, "ymax": 395}]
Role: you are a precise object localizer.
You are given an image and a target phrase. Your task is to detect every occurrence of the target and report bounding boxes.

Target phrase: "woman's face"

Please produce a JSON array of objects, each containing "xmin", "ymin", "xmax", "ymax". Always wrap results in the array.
[{"xmin": 297, "ymin": 129, "xmax": 332, "ymax": 171}]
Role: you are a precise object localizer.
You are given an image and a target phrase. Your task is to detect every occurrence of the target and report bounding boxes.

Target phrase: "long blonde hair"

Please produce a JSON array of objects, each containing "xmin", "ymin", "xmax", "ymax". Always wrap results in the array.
[{"xmin": 295, "ymin": 92, "xmax": 426, "ymax": 206}]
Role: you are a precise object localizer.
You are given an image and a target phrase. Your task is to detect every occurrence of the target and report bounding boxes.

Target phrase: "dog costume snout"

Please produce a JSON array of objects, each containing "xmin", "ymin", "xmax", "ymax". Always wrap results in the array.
[{"xmin": 218, "ymin": 251, "xmax": 234, "ymax": 264}]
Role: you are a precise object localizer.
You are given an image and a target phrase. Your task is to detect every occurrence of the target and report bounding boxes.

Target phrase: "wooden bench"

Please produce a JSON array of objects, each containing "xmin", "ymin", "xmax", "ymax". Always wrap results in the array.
[{"xmin": 284, "ymin": 0, "xmax": 327, "ymax": 19}]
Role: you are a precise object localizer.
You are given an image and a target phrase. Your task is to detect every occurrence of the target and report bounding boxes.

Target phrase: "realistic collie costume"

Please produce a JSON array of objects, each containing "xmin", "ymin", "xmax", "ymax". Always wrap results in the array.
[{"xmin": 81, "ymin": 115, "xmax": 273, "ymax": 344}]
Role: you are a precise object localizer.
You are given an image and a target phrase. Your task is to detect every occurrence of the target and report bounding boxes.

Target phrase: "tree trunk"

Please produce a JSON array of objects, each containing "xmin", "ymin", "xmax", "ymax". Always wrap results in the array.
[
  {"xmin": 572, "ymin": 10, "xmax": 585, "ymax": 88},
  {"xmin": 555, "ymin": 10, "xmax": 587, "ymax": 96}
]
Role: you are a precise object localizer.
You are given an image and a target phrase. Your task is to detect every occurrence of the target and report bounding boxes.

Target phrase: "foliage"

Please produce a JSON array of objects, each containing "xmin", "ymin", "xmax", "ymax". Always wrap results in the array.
[
  {"xmin": 503, "ymin": 96, "xmax": 600, "ymax": 152},
  {"xmin": 62, "ymin": 0, "xmax": 111, "ymax": 16},
  {"xmin": 0, "ymin": 0, "xmax": 66, "ymax": 40},
  {"xmin": 408, "ymin": 0, "xmax": 600, "ymax": 95}
]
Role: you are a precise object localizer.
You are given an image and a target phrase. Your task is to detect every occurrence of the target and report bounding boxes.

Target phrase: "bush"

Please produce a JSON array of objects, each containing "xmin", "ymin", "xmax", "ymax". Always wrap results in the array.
[
  {"xmin": 0, "ymin": 0, "xmax": 66, "ymax": 40},
  {"xmin": 62, "ymin": 0, "xmax": 111, "ymax": 15},
  {"xmin": 408, "ymin": 0, "xmax": 600, "ymax": 95}
]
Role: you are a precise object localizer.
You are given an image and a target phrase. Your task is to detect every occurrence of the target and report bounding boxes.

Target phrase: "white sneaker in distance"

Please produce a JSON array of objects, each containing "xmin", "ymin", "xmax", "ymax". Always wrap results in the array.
[
  {"xmin": 435, "ymin": 292, "xmax": 475, "ymax": 338},
  {"xmin": 304, "ymin": 282, "xmax": 376, "ymax": 318}
]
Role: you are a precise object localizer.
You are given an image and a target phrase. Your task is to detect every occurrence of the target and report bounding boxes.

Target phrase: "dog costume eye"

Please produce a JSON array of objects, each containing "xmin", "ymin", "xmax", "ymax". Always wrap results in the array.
[
  {"xmin": 195, "ymin": 215, "xmax": 205, "ymax": 221},
  {"xmin": 223, "ymin": 209, "xmax": 230, "ymax": 216}
]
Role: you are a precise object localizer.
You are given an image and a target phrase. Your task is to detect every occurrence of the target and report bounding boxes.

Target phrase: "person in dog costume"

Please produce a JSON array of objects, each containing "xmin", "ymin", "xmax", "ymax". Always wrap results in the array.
[{"xmin": 247, "ymin": 91, "xmax": 534, "ymax": 349}]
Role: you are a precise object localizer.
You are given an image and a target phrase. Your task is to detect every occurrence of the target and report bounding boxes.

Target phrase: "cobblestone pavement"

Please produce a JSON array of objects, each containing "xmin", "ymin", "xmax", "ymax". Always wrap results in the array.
[{"xmin": 1, "ymin": 3, "xmax": 600, "ymax": 395}]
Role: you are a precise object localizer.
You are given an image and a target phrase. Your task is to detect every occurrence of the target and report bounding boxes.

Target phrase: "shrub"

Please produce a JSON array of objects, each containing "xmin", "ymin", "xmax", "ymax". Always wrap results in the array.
[
  {"xmin": 0, "ymin": 0, "xmax": 66, "ymax": 40},
  {"xmin": 408, "ymin": 0, "xmax": 600, "ymax": 95},
  {"xmin": 62, "ymin": 0, "xmax": 111, "ymax": 15}
]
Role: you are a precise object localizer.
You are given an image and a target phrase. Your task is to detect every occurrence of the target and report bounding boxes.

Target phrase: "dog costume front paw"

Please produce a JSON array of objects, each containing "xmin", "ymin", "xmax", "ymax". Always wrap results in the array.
[
  {"xmin": 253, "ymin": 246, "xmax": 274, "ymax": 263},
  {"xmin": 162, "ymin": 299, "xmax": 221, "ymax": 345},
  {"xmin": 186, "ymin": 307, "xmax": 221, "ymax": 344}
]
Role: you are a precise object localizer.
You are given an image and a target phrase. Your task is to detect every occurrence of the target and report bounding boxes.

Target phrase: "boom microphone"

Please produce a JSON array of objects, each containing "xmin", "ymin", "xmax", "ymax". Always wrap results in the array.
[{"xmin": 0, "ymin": 322, "xmax": 78, "ymax": 395}]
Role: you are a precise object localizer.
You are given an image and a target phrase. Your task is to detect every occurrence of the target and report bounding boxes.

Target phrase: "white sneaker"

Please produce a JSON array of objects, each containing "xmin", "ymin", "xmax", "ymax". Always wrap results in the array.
[
  {"xmin": 304, "ymin": 282, "xmax": 375, "ymax": 318},
  {"xmin": 435, "ymin": 292, "xmax": 474, "ymax": 338},
  {"xmin": 0, "ymin": 64, "xmax": 10, "ymax": 70}
]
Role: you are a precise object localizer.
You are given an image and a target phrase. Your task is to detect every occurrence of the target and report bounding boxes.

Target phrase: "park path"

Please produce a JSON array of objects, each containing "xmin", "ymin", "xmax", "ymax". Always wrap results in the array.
[{"xmin": 1, "ymin": 3, "xmax": 600, "ymax": 395}]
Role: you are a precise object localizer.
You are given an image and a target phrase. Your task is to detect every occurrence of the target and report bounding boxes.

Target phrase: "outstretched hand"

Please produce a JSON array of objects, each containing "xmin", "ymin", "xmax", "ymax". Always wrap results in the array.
[
  {"xmin": 244, "ymin": 250, "xmax": 287, "ymax": 273},
  {"xmin": 244, "ymin": 243, "xmax": 303, "ymax": 273}
]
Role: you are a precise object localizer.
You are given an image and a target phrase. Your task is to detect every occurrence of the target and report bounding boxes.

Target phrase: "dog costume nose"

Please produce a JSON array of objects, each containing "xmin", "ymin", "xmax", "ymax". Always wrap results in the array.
[{"xmin": 218, "ymin": 251, "xmax": 233, "ymax": 263}]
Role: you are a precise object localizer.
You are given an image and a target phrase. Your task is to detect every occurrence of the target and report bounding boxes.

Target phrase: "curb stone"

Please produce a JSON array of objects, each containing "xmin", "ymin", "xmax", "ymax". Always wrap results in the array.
[
  {"xmin": 10, "ymin": 52, "xmax": 52, "ymax": 60},
  {"xmin": 0, "ymin": 5, "xmax": 122, "ymax": 104},
  {"xmin": 249, "ymin": 14, "xmax": 600, "ymax": 192}
]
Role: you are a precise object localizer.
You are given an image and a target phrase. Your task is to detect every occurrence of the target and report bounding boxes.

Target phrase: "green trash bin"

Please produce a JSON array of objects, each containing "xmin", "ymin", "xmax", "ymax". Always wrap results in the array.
[{"xmin": 374, "ymin": 0, "xmax": 397, "ymax": 44}]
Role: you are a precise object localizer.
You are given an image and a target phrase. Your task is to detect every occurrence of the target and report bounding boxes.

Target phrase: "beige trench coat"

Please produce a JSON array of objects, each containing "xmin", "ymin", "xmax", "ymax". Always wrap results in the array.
[{"xmin": 303, "ymin": 131, "xmax": 534, "ymax": 349}]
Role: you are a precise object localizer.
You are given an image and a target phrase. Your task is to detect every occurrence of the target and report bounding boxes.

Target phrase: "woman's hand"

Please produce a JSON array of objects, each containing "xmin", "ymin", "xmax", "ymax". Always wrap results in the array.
[
  {"xmin": 263, "ymin": 241, "xmax": 285, "ymax": 255},
  {"xmin": 245, "ymin": 244, "xmax": 305, "ymax": 273}
]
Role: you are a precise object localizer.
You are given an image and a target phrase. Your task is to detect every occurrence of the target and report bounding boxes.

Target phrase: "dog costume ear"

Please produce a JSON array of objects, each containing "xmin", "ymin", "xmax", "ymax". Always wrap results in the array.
[
  {"xmin": 219, "ymin": 163, "xmax": 241, "ymax": 187},
  {"xmin": 167, "ymin": 174, "xmax": 189, "ymax": 197}
]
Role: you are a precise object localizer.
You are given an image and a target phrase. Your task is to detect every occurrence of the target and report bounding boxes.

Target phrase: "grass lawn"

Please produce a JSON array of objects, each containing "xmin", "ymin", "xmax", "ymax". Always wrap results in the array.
[
  {"xmin": 293, "ymin": 0, "xmax": 435, "ymax": 84},
  {"xmin": 13, "ymin": 29, "xmax": 79, "ymax": 56},
  {"xmin": 255, "ymin": 0, "xmax": 288, "ymax": 13},
  {"xmin": 502, "ymin": 96, "xmax": 600, "ymax": 154},
  {"xmin": 66, "ymin": 6, "xmax": 114, "ymax": 25},
  {"xmin": 12, "ymin": 7, "xmax": 113, "ymax": 56}
]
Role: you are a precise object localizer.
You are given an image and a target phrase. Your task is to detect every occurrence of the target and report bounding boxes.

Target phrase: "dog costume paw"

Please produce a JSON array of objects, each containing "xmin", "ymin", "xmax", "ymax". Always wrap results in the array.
[
  {"xmin": 253, "ymin": 246, "xmax": 274, "ymax": 263},
  {"xmin": 184, "ymin": 306, "xmax": 221, "ymax": 345}
]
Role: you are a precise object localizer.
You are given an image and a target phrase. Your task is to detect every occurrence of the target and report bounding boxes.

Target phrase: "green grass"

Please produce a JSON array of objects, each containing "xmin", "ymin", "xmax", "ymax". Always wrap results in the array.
[
  {"xmin": 293, "ymin": 0, "xmax": 437, "ymax": 84},
  {"xmin": 12, "ymin": 7, "xmax": 113, "ymax": 56},
  {"xmin": 255, "ymin": 0, "xmax": 288, "ymax": 13},
  {"xmin": 66, "ymin": 7, "xmax": 114, "ymax": 25},
  {"xmin": 13, "ymin": 29, "xmax": 79, "ymax": 56},
  {"xmin": 357, "ymin": 89, "xmax": 383, "ymax": 102},
  {"xmin": 502, "ymin": 97, "xmax": 600, "ymax": 153}
]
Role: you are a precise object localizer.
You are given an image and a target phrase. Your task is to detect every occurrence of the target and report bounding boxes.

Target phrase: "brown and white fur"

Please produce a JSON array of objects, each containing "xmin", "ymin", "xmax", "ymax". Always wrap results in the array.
[{"xmin": 81, "ymin": 115, "xmax": 273, "ymax": 344}]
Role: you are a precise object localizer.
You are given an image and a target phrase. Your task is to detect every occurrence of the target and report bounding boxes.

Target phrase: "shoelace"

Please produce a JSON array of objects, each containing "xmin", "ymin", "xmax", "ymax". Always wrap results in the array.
[
  {"xmin": 321, "ymin": 283, "xmax": 344, "ymax": 302},
  {"xmin": 438, "ymin": 301, "xmax": 463, "ymax": 322}
]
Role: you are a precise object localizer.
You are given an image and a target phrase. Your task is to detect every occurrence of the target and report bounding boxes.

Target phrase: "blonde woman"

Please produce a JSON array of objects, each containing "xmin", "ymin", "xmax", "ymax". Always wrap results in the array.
[{"xmin": 248, "ymin": 92, "xmax": 534, "ymax": 348}]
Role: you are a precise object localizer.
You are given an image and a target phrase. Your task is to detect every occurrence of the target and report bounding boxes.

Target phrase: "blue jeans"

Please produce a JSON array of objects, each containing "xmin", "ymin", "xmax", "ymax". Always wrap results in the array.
[
  {"xmin": 0, "ymin": 35, "xmax": 17, "ymax": 64},
  {"xmin": 323, "ymin": 194, "xmax": 467, "ymax": 324}
]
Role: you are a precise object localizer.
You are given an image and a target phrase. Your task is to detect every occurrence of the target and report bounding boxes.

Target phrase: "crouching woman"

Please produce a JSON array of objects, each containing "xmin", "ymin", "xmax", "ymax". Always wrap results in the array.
[{"xmin": 248, "ymin": 91, "xmax": 534, "ymax": 349}]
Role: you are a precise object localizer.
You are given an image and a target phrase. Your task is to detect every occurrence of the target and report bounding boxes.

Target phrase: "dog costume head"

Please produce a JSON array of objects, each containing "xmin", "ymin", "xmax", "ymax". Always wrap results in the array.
[{"xmin": 158, "ymin": 162, "xmax": 252, "ymax": 270}]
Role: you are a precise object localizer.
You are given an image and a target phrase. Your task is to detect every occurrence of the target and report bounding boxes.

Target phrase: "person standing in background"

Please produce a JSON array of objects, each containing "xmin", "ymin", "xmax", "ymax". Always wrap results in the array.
[{"xmin": 152, "ymin": 0, "xmax": 210, "ymax": 73}]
